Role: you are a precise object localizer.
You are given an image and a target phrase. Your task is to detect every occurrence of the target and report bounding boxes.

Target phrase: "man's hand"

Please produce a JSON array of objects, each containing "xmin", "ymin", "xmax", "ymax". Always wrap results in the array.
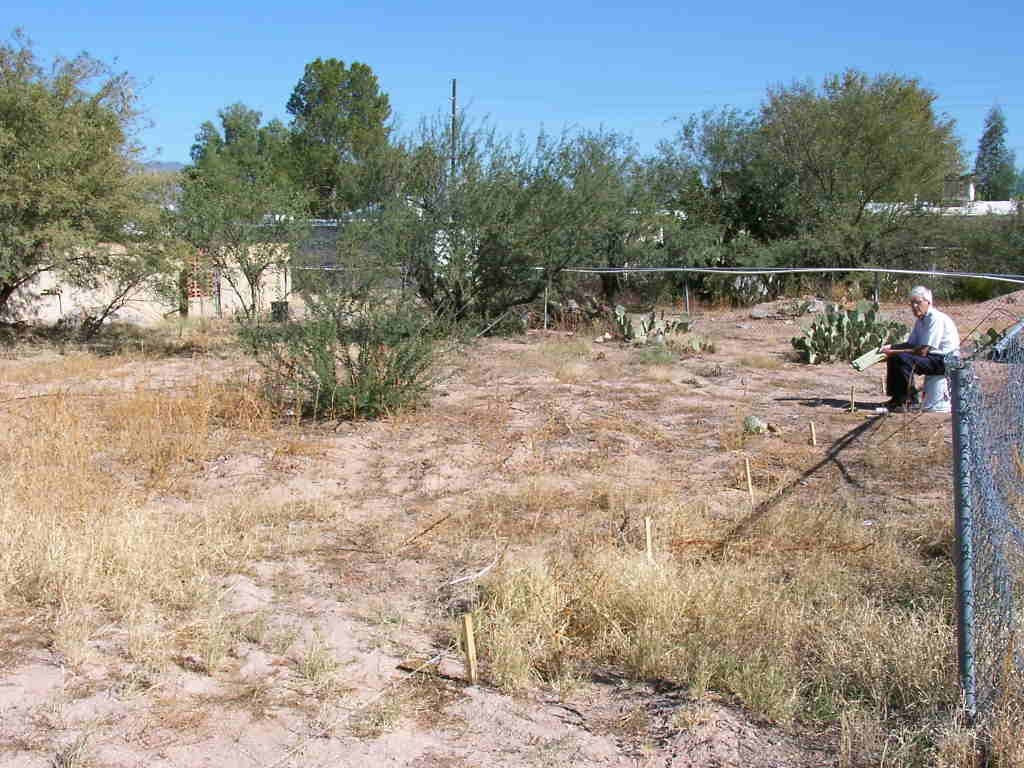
[
  {"xmin": 913, "ymin": 345, "xmax": 930, "ymax": 356},
  {"xmin": 881, "ymin": 344, "xmax": 895, "ymax": 357}
]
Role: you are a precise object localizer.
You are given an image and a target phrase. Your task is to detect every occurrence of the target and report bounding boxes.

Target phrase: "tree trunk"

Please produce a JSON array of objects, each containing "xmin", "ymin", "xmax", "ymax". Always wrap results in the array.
[
  {"xmin": 599, "ymin": 273, "xmax": 618, "ymax": 303},
  {"xmin": 0, "ymin": 281, "xmax": 20, "ymax": 318},
  {"xmin": 0, "ymin": 267, "xmax": 51, "ymax": 319}
]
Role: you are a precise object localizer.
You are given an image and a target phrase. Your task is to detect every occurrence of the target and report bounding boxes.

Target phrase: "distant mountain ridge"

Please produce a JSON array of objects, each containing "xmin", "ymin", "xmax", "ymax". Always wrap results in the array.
[{"xmin": 142, "ymin": 161, "xmax": 187, "ymax": 173}]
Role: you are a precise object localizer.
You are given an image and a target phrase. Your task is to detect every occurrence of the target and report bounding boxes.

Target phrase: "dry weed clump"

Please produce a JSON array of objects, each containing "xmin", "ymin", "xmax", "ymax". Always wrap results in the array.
[
  {"xmin": 987, "ymin": 699, "xmax": 1024, "ymax": 767},
  {"xmin": 459, "ymin": 480, "xmax": 581, "ymax": 543},
  {"xmin": 476, "ymin": 546, "xmax": 954, "ymax": 721},
  {"xmin": 0, "ymin": 379, "xmax": 287, "ymax": 665},
  {"xmin": 470, "ymin": 487, "xmax": 965, "ymax": 759},
  {"xmin": 491, "ymin": 335, "xmax": 613, "ymax": 384},
  {"xmin": 737, "ymin": 354, "xmax": 784, "ymax": 370},
  {"xmin": 521, "ymin": 337, "xmax": 592, "ymax": 373},
  {"xmin": 99, "ymin": 379, "xmax": 273, "ymax": 485}
]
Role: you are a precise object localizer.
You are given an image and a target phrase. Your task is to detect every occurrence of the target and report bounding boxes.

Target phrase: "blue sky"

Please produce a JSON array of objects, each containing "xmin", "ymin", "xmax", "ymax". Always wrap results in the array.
[{"xmin": 7, "ymin": 0, "xmax": 1023, "ymax": 170}]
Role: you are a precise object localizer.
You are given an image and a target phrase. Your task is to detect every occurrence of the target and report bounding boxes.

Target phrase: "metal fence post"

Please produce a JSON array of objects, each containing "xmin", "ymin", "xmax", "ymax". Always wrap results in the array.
[{"xmin": 950, "ymin": 359, "xmax": 977, "ymax": 722}]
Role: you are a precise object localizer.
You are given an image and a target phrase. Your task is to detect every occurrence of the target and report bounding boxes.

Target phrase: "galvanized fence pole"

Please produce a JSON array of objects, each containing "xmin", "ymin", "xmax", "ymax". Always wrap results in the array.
[{"xmin": 950, "ymin": 359, "xmax": 978, "ymax": 721}]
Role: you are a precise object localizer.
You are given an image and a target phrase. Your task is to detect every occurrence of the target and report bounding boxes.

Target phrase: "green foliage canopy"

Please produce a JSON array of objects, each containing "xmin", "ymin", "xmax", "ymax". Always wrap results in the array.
[
  {"xmin": 70, "ymin": 171, "xmax": 190, "ymax": 339},
  {"xmin": 975, "ymin": 105, "xmax": 1016, "ymax": 201},
  {"xmin": 759, "ymin": 70, "xmax": 962, "ymax": 224},
  {"xmin": 344, "ymin": 117, "xmax": 665, "ymax": 324},
  {"xmin": 179, "ymin": 103, "xmax": 309, "ymax": 319},
  {"xmin": 286, "ymin": 58, "xmax": 393, "ymax": 216},
  {"xmin": 0, "ymin": 32, "xmax": 144, "ymax": 316},
  {"xmin": 652, "ymin": 69, "xmax": 965, "ymax": 289}
]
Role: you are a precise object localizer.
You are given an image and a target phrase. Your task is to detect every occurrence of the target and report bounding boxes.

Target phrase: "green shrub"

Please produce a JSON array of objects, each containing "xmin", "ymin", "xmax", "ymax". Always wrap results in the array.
[
  {"xmin": 791, "ymin": 301, "xmax": 906, "ymax": 365},
  {"xmin": 955, "ymin": 277, "xmax": 1015, "ymax": 303},
  {"xmin": 634, "ymin": 345, "xmax": 675, "ymax": 365},
  {"xmin": 242, "ymin": 301, "xmax": 439, "ymax": 421}
]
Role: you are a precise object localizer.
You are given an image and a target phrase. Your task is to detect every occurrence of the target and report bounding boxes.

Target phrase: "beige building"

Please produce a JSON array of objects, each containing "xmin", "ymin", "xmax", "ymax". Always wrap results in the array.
[{"xmin": 5, "ymin": 249, "xmax": 293, "ymax": 327}]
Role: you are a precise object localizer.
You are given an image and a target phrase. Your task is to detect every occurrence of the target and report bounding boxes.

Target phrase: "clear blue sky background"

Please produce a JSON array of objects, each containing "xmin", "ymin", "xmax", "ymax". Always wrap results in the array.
[{"xmin": 7, "ymin": 0, "xmax": 1023, "ymax": 171}]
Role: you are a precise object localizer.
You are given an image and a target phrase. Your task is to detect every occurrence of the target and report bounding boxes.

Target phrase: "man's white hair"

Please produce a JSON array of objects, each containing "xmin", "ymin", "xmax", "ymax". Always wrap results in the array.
[{"xmin": 909, "ymin": 285, "xmax": 933, "ymax": 303}]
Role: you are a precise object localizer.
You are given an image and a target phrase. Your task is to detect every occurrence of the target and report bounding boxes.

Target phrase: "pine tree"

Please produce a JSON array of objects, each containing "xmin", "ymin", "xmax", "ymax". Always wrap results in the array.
[{"xmin": 975, "ymin": 105, "xmax": 1016, "ymax": 200}]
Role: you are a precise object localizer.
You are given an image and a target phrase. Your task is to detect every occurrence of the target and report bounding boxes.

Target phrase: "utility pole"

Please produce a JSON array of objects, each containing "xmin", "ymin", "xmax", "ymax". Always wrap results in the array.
[{"xmin": 450, "ymin": 78, "xmax": 457, "ymax": 182}]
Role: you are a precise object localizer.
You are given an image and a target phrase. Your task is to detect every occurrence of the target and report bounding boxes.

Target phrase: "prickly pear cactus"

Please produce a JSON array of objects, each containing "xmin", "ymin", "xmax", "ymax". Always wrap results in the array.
[
  {"xmin": 616, "ymin": 307, "xmax": 691, "ymax": 343},
  {"xmin": 791, "ymin": 302, "xmax": 906, "ymax": 364},
  {"xmin": 614, "ymin": 305, "xmax": 634, "ymax": 340}
]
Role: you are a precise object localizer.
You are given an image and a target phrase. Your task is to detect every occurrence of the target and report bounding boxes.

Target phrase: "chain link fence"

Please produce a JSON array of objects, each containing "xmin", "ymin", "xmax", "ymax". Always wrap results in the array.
[{"xmin": 950, "ymin": 320, "xmax": 1024, "ymax": 723}]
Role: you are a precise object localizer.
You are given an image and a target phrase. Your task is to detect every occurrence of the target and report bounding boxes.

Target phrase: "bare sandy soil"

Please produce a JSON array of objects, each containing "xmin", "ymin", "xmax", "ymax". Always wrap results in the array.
[{"xmin": 1, "ymin": 294, "xmax": 1018, "ymax": 768}]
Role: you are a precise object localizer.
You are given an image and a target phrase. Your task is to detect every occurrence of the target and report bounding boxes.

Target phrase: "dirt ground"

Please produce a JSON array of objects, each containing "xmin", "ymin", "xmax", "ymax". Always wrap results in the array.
[{"xmin": 1, "ymin": 293, "xmax": 1020, "ymax": 768}]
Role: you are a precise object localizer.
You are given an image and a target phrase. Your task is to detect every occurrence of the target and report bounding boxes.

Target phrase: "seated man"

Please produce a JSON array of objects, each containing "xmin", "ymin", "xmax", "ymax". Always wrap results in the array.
[{"xmin": 881, "ymin": 286, "xmax": 960, "ymax": 412}]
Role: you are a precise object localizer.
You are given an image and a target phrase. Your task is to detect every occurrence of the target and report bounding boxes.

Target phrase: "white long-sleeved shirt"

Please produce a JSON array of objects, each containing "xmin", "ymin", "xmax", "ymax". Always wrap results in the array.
[{"xmin": 907, "ymin": 307, "xmax": 960, "ymax": 356}]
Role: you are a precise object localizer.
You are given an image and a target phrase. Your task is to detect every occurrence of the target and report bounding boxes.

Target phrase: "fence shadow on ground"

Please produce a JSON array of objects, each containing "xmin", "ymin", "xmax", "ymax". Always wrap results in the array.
[
  {"xmin": 774, "ymin": 395, "xmax": 890, "ymax": 412},
  {"xmin": 709, "ymin": 416, "xmax": 885, "ymax": 557}
]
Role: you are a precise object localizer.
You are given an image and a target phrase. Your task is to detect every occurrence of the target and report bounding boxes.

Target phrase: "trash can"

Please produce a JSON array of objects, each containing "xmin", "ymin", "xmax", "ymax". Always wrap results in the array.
[{"xmin": 270, "ymin": 301, "xmax": 289, "ymax": 322}]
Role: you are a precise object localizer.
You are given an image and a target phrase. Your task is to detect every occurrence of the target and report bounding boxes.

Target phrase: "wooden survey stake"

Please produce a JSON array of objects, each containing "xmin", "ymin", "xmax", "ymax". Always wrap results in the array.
[{"xmin": 462, "ymin": 614, "xmax": 479, "ymax": 684}]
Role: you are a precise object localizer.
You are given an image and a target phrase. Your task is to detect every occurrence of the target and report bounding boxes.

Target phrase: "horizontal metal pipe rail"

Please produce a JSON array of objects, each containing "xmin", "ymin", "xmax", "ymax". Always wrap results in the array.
[{"xmin": 541, "ymin": 265, "xmax": 1024, "ymax": 286}]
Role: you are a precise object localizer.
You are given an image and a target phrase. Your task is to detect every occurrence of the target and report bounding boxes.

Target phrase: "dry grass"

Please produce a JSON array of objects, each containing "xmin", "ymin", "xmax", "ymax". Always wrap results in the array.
[
  {"xmin": 520, "ymin": 337, "xmax": 592, "ymax": 375},
  {"xmin": 441, "ymin": 335, "xmax": 1019, "ymax": 764},
  {"xmin": 467, "ymin": 476, "xmax": 987, "ymax": 762},
  {"xmin": 344, "ymin": 673, "xmax": 461, "ymax": 740},
  {"xmin": 49, "ymin": 732, "xmax": 92, "ymax": 768},
  {"xmin": 348, "ymin": 693, "xmax": 405, "ymax": 739},
  {"xmin": 4, "ymin": 328, "xmax": 1020, "ymax": 764},
  {"xmin": 460, "ymin": 480, "xmax": 578, "ymax": 542},
  {"xmin": 0, "ymin": 351, "xmax": 132, "ymax": 386},
  {"xmin": 987, "ymin": 699, "xmax": 1024, "ymax": 767},
  {"xmin": 296, "ymin": 631, "xmax": 342, "ymax": 694},
  {"xmin": 0, "ymin": 376, "xmax": 295, "ymax": 668},
  {"xmin": 737, "ymin": 354, "xmax": 784, "ymax": 370},
  {"xmin": 0, "ymin": 318, "xmax": 240, "ymax": 374}
]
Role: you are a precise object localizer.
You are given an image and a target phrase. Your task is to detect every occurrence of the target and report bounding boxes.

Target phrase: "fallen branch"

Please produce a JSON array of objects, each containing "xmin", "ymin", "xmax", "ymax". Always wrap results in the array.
[
  {"xmin": 397, "ymin": 510, "xmax": 455, "ymax": 550},
  {"xmin": 444, "ymin": 543, "xmax": 510, "ymax": 587}
]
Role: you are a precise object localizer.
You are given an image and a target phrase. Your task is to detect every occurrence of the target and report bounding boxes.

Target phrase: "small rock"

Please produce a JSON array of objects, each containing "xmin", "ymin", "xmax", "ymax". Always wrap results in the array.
[{"xmin": 750, "ymin": 308, "xmax": 771, "ymax": 320}]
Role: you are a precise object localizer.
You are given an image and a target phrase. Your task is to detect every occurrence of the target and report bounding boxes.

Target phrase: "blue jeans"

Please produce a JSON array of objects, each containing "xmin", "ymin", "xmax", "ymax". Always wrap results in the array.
[{"xmin": 886, "ymin": 352, "xmax": 945, "ymax": 403}]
